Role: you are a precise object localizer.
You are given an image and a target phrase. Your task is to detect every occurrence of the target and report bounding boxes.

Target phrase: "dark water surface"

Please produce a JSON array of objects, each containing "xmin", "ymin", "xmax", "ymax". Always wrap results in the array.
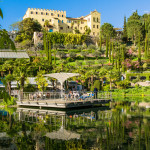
[{"xmin": 0, "ymin": 102, "xmax": 150, "ymax": 150}]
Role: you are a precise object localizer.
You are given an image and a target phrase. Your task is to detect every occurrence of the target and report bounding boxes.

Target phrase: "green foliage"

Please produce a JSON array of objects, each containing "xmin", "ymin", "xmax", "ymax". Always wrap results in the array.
[
  {"xmin": 45, "ymin": 32, "xmax": 87, "ymax": 46},
  {"xmin": 0, "ymin": 90, "xmax": 16, "ymax": 106},
  {"xmin": 103, "ymin": 84, "xmax": 110, "ymax": 91},
  {"xmin": 127, "ymin": 11, "xmax": 143, "ymax": 45},
  {"xmin": 84, "ymin": 26, "xmax": 91, "ymax": 35},
  {"xmin": 66, "ymin": 57, "xmax": 74, "ymax": 62},
  {"xmin": 57, "ymin": 51, "xmax": 66, "ymax": 59},
  {"xmin": 35, "ymin": 70, "xmax": 48, "ymax": 92},
  {"xmin": 88, "ymin": 44, "xmax": 97, "ymax": 50},
  {"xmin": 69, "ymin": 52, "xmax": 76, "ymax": 59},
  {"xmin": 92, "ymin": 50, "xmax": 101, "ymax": 59},
  {"xmin": 101, "ymin": 23, "xmax": 116, "ymax": 38},
  {"xmin": 126, "ymin": 73, "xmax": 150, "ymax": 81},
  {"xmin": 24, "ymin": 84, "xmax": 36, "ymax": 92},
  {"xmin": 0, "ymin": 8, "xmax": 3, "ymax": 19},
  {"xmin": 1, "ymin": 96, "xmax": 16, "ymax": 106},
  {"xmin": 81, "ymin": 50, "xmax": 88, "ymax": 60},
  {"xmin": 15, "ymin": 18, "xmax": 42, "ymax": 42},
  {"xmin": 117, "ymin": 80, "xmax": 130, "ymax": 89},
  {"xmin": 0, "ymin": 29, "xmax": 16, "ymax": 50},
  {"xmin": 91, "ymin": 80, "xmax": 101, "ymax": 91},
  {"xmin": 65, "ymin": 44, "xmax": 74, "ymax": 49},
  {"xmin": 122, "ymin": 16, "xmax": 128, "ymax": 43},
  {"xmin": 20, "ymin": 39, "xmax": 33, "ymax": 49}
]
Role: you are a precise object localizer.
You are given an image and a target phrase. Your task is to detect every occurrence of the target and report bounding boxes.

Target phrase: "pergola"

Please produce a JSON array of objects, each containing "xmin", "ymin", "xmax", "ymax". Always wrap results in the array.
[
  {"xmin": 45, "ymin": 127, "xmax": 80, "ymax": 140},
  {"xmin": 44, "ymin": 73, "xmax": 80, "ymax": 96},
  {"xmin": 0, "ymin": 49, "xmax": 29, "ymax": 59}
]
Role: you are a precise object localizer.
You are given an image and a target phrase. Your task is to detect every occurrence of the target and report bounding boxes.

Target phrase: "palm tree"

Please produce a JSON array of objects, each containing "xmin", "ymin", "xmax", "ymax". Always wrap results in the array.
[
  {"xmin": 0, "ymin": 8, "xmax": 3, "ymax": 19},
  {"xmin": 107, "ymin": 70, "xmax": 119, "ymax": 90},
  {"xmin": 44, "ymin": 20, "xmax": 50, "ymax": 31},
  {"xmin": 98, "ymin": 68, "xmax": 107, "ymax": 89},
  {"xmin": 13, "ymin": 59, "xmax": 30, "ymax": 97}
]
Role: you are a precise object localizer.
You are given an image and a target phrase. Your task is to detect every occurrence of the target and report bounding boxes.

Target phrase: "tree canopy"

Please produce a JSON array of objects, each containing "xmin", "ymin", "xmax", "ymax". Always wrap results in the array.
[
  {"xmin": 127, "ymin": 11, "xmax": 143, "ymax": 45},
  {"xmin": 15, "ymin": 18, "xmax": 42, "ymax": 42},
  {"xmin": 101, "ymin": 23, "xmax": 116, "ymax": 38}
]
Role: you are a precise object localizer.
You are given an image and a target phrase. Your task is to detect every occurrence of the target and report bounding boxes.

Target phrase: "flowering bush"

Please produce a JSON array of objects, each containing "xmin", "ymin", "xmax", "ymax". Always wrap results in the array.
[
  {"xmin": 37, "ymin": 32, "xmax": 43, "ymax": 40},
  {"xmin": 122, "ymin": 59, "xmax": 132, "ymax": 70}
]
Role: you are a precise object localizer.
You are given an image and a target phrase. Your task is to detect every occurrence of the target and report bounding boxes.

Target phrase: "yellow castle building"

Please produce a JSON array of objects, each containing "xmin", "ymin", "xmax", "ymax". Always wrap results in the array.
[{"xmin": 23, "ymin": 8, "xmax": 101, "ymax": 36}]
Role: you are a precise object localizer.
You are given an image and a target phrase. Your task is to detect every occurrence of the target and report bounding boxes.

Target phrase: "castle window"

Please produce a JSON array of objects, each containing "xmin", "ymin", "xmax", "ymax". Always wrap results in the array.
[
  {"xmin": 58, "ymin": 20, "xmax": 60, "ymax": 23},
  {"xmin": 49, "ymin": 19, "xmax": 51, "ymax": 22},
  {"xmin": 68, "ymin": 26, "xmax": 69, "ymax": 29},
  {"xmin": 93, "ymin": 25, "xmax": 95, "ymax": 28},
  {"xmin": 97, "ymin": 18, "xmax": 99, "ymax": 22},
  {"xmin": 97, "ymin": 25, "xmax": 99, "ymax": 29},
  {"xmin": 58, "ymin": 14, "xmax": 59, "ymax": 17},
  {"xmin": 31, "ymin": 11, "xmax": 33, "ymax": 14},
  {"xmin": 62, "ymin": 20, "xmax": 63, "ymax": 23},
  {"xmin": 62, "ymin": 15, "xmax": 63, "ymax": 17},
  {"xmin": 51, "ymin": 13, "xmax": 53, "ymax": 16},
  {"xmin": 67, "ymin": 20, "xmax": 71, "ymax": 23},
  {"xmin": 93, "ymin": 17, "xmax": 96, "ymax": 22},
  {"xmin": 60, "ymin": 27, "xmax": 63, "ymax": 30},
  {"xmin": 81, "ymin": 21, "xmax": 84, "ymax": 24},
  {"xmin": 46, "ymin": 13, "xmax": 49, "ymax": 15},
  {"xmin": 93, "ymin": 32, "xmax": 95, "ymax": 36},
  {"xmin": 36, "ymin": 12, "xmax": 38, "ymax": 14},
  {"xmin": 75, "ymin": 27, "xmax": 77, "ymax": 29},
  {"xmin": 42, "ymin": 19, "xmax": 44, "ymax": 21},
  {"xmin": 41, "ymin": 12, "xmax": 43, "ymax": 15}
]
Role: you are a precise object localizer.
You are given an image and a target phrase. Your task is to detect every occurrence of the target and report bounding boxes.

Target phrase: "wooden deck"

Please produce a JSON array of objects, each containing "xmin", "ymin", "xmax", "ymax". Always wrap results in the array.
[{"xmin": 17, "ymin": 98, "xmax": 111, "ymax": 109}]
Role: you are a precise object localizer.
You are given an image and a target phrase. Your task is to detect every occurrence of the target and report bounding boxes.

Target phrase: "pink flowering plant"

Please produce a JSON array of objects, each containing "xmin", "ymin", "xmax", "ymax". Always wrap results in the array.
[{"xmin": 122, "ymin": 59, "xmax": 132, "ymax": 70}]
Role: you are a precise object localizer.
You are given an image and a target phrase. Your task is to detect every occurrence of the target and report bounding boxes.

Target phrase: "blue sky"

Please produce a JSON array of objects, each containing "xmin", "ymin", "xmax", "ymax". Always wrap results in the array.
[{"xmin": 0, "ymin": 0, "xmax": 150, "ymax": 30}]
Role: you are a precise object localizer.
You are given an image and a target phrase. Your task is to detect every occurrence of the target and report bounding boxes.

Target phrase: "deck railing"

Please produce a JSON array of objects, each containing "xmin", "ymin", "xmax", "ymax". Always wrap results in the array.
[{"xmin": 19, "ymin": 91, "xmax": 112, "ymax": 101}]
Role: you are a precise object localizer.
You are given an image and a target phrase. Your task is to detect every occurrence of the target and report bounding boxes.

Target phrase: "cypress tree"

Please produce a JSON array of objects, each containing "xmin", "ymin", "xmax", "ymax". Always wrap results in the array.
[
  {"xmin": 122, "ymin": 16, "xmax": 128, "ymax": 43},
  {"xmin": 99, "ymin": 30, "xmax": 102, "ymax": 50},
  {"xmin": 109, "ymin": 39, "xmax": 111, "ymax": 63},
  {"xmin": 138, "ymin": 33, "xmax": 141, "ymax": 64},
  {"xmin": 122, "ymin": 45, "xmax": 125, "ymax": 72},
  {"xmin": 145, "ymin": 33, "xmax": 148, "ymax": 58},
  {"xmin": 106, "ymin": 37, "xmax": 108, "ymax": 57},
  {"xmin": 49, "ymin": 41, "xmax": 52, "ymax": 65},
  {"xmin": 111, "ymin": 41, "xmax": 114, "ymax": 66}
]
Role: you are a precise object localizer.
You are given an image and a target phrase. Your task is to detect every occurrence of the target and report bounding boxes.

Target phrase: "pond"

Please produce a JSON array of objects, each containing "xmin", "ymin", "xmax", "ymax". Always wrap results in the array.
[{"xmin": 0, "ymin": 101, "xmax": 150, "ymax": 150}]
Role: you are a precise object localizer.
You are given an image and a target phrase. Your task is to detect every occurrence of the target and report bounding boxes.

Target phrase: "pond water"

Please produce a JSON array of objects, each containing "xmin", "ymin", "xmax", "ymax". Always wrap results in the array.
[{"xmin": 0, "ymin": 101, "xmax": 150, "ymax": 150}]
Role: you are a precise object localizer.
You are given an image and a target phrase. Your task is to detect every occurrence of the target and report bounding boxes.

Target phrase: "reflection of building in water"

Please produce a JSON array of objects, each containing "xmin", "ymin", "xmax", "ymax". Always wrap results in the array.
[
  {"xmin": 0, "ymin": 132, "xmax": 17, "ymax": 150},
  {"xmin": 16, "ymin": 107, "xmax": 112, "ymax": 125}
]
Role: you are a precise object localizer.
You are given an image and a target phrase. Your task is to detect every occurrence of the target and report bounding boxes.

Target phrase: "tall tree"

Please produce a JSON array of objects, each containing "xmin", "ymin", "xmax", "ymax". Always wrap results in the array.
[
  {"xmin": 0, "ymin": 30, "xmax": 16, "ymax": 50},
  {"xmin": 122, "ymin": 16, "xmax": 128, "ymax": 43},
  {"xmin": 127, "ymin": 11, "xmax": 143, "ymax": 46},
  {"xmin": 138, "ymin": 33, "xmax": 141, "ymax": 64},
  {"xmin": 15, "ymin": 18, "xmax": 42, "ymax": 42},
  {"xmin": 0, "ymin": 8, "xmax": 3, "ymax": 19},
  {"xmin": 101, "ymin": 23, "xmax": 116, "ymax": 57}
]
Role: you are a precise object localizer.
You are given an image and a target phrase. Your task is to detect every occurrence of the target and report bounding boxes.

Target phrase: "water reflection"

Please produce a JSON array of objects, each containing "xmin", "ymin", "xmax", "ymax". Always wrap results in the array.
[{"xmin": 0, "ymin": 103, "xmax": 150, "ymax": 150}]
